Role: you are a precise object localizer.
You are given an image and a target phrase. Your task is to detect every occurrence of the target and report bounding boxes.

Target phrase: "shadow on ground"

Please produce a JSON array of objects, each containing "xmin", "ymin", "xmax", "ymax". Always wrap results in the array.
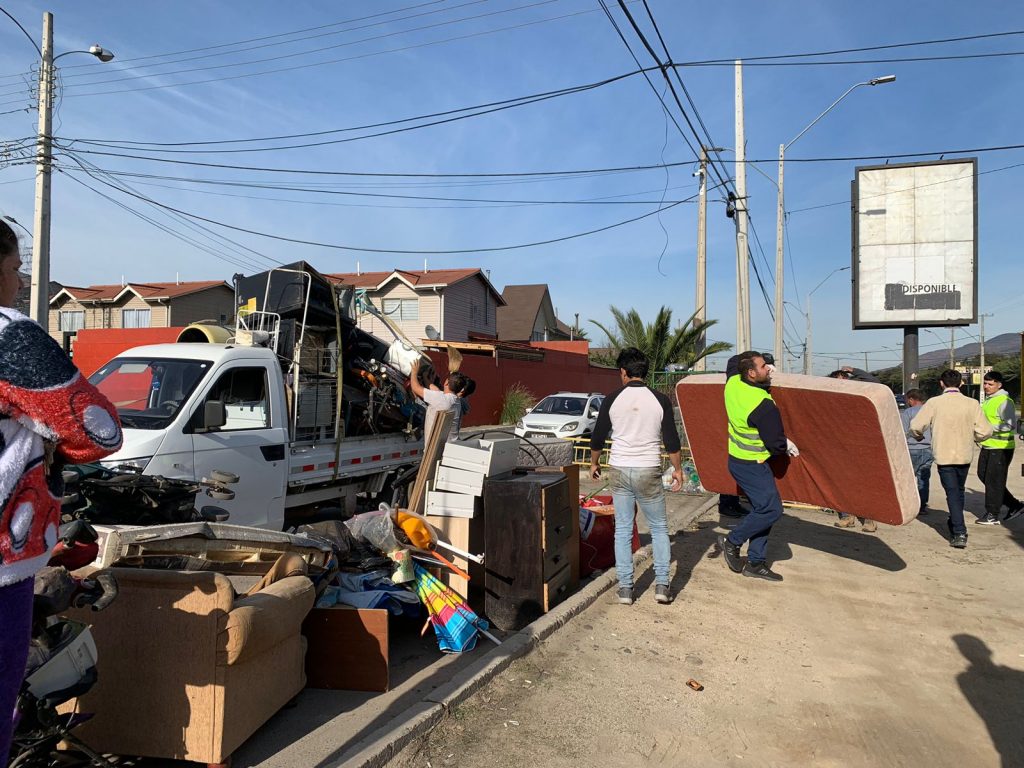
[{"xmin": 953, "ymin": 633, "xmax": 1024, "ymax": 767}]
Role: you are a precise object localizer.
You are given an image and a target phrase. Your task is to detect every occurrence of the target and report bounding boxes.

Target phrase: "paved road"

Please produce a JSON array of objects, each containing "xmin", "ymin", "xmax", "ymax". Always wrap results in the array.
[{"xmin": 392, "ymin": 453, "xmax": 1024, "ymax": 768}]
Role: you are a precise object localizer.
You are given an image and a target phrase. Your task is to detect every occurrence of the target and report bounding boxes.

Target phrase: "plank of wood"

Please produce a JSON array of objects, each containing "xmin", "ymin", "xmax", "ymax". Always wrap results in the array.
[
  {"xmin": 409, "ymin": 408, "xmax": 454, "ymax": 515},
  {"xmin": 302, "ymin": 606, "xmax": 389, "ymax": 692}
]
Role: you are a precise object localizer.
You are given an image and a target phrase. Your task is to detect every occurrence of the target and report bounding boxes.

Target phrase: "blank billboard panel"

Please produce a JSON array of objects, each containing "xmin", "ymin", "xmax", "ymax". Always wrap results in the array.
[{"xmin": 852, "ymin": 159, "xmax": 977, "ymax": 329}]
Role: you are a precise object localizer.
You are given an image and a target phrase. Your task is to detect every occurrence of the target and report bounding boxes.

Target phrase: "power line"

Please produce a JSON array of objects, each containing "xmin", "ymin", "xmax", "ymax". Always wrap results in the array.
[
  {"xmin": 57, "ymin": 67, "xmax": 654, "ymax": 154},
  {"xmin": 678, "ymin": 50, "xmax": 1024, "ymax": 68},
  {"xmin": 66, "ymin": 160, "xmax": 699, "ymax": 255},
  {"xmin": 8, "ymin": 4, "xmax": 614, "ymax": 102},
  {"xmin": 787, "ymin": 160, "xmax": 1024, "ymax": 215}
]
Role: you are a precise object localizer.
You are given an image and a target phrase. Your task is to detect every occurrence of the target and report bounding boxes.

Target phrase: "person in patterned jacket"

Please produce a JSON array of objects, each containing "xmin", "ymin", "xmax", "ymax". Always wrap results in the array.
[{"xmin": 0, "ymin": 220, "xmax": 122, "ymax": 766}]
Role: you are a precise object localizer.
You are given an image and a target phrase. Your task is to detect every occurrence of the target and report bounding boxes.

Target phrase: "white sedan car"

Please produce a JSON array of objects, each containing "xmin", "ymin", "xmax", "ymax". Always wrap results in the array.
[{"xmin": 514, "ymin": 392, "xmax": 604, "ymax": 440}]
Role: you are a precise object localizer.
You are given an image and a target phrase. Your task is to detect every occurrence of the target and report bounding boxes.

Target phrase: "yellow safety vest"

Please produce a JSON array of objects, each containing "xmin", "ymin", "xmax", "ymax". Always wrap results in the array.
[
  {"xmin": 981, "ymin": 391, "xmax": 1015, "ymax": 450},
  {"xmin": 725, "ymin": 374, "xmax": 773, "ymax": 461}
]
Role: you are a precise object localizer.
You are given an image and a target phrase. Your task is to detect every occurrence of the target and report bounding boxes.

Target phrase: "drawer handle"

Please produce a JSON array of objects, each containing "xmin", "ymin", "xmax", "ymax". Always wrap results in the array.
[
  {"xmin": 553, "ymin": 524, "xmax": 566, "ymax": 534},
  {"xmin": 556, "ymin": 584, "xmax": 568, "ymax": 595},
  {"xmin": 551, "ymin": 554, "xmax": 562, "ymax": 565}
]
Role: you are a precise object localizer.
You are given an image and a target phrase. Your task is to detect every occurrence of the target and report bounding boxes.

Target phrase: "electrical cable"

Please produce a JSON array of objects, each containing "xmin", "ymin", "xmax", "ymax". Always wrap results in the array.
[
  {"xmin": 26, "ymin": 4, "xmax": 622, "ymax": 101},
  {"xmin": 64, "ymin": 159, "xmax": 700, "ymax": 255},
  {"xmin": 56, "ymin": 68, "xmax": 653, "ymax": 154}
]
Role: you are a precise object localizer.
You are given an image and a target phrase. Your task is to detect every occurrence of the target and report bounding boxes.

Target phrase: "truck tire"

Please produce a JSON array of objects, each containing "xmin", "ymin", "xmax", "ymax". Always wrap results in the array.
[{"xmin": 209, "ymin": 470, "xmax": 240, "ymax": 485}]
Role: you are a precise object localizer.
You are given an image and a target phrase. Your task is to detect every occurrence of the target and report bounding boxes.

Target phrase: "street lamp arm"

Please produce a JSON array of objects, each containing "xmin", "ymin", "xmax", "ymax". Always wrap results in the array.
[
  {"xmin": 53, "ymin": 46, "xmax": 114, "ymax": 63},
  {"xmin": 786, "ymin": 82, "xmax": 872, "ymax": 151},
  {"xmin": 808, "ymin": 266, "xmax": 851, "ymax": 297}
]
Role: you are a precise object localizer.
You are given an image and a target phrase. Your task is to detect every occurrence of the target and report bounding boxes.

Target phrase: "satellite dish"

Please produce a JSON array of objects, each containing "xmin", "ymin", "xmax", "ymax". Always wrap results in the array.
[{"xmin": 425, "ymin": 325, "xmax": 441, "ymax": 341}]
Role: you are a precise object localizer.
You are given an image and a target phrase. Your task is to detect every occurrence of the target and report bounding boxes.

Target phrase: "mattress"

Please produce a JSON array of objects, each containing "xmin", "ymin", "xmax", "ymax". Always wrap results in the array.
[{"xmin": 675, "ymin": 373, "xmax": 919, "ymax": 525}]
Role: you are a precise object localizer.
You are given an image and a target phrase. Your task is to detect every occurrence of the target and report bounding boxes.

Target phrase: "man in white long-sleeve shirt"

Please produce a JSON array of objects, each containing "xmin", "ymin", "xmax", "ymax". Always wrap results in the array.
[{"xmin": 590, "ymin": 348, "xmax": 682, "ymax": 606}]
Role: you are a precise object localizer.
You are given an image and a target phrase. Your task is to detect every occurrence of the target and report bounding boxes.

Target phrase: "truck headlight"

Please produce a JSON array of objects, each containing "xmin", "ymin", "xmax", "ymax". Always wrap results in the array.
[
  {"xmin": 101, "ymin": 456, "xmax": 152, "ymax": 472},
  {"xmin": 516, "ymin": 419, "xmax": 525, "ymax": 429},
  {"xmin": 559, "ymin": 422, "xmax": 579, "ymax": 432}
]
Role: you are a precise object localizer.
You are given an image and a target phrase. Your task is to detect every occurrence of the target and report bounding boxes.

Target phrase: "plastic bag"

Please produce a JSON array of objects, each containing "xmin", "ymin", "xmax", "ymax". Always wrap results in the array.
[{"xmin": 344, "ymin": 509, "xmax": 401, "ymax": 554}]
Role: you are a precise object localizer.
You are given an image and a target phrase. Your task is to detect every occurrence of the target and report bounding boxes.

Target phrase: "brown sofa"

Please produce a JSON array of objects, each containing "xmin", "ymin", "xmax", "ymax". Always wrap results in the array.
[{"xmin": 65, "ymin": 567, "xmax": 314, "ymax": 766}]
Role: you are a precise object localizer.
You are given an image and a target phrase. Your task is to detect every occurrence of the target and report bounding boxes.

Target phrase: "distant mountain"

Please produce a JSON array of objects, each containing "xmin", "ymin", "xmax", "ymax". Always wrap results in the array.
[
  {"xmin": 916, "ymin": 332, "xmax": 1019, "ymax": 368},
  {"xmin": 874, "ymin": 332, "xmax": 1019, "ymax": 373}
]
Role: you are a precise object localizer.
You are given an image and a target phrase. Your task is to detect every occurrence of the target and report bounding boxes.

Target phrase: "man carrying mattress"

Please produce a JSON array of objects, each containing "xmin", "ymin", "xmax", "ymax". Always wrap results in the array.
[{"xmin": 717, "ymin": 351, "xmax": 799, "ymax": 582}]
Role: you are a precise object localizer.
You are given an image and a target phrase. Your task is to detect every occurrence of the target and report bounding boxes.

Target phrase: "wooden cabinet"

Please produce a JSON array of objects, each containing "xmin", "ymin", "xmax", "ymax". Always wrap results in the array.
[{"xmin": 484, "ymin": 471, "xmax": 574, "ymax": 631}]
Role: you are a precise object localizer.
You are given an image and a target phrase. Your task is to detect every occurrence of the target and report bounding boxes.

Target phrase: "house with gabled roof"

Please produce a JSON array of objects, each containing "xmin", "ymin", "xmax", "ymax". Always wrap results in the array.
[
  {"xmin": 47, "ymin": 280, "xmax": 233, "ymax": 344},
  {"xmin": 327, "ymin": 267, "xmax": 505, "ymax": 343},
  {"xmin": 496, "ymin": 284, "xmax": 574, "ymax": 342}
]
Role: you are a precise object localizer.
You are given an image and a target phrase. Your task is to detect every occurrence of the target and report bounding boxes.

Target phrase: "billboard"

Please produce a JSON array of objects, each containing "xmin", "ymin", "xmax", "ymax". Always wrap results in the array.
[{"xmin": 852, "ymin": 158, "xmax": 977, "ymax": 329}]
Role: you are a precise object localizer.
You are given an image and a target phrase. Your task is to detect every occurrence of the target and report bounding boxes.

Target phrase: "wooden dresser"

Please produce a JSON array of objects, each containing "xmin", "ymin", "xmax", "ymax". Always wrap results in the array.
[{"xmin": 484, "ymin": 471, "xmax": 574, "ymax": 631}]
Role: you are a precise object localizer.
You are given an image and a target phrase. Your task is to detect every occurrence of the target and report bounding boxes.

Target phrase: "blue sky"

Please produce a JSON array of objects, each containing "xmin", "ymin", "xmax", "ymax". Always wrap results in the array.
[{"xmin": 0, "ymin": 1, "xmax": 1021, "ymax": 373}]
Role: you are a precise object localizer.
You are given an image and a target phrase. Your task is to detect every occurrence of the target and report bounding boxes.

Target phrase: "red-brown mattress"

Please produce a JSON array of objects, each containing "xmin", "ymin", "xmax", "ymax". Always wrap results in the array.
[{"xmin": 675, "ymin": 373, "xmax": 919, "ymax": 525}]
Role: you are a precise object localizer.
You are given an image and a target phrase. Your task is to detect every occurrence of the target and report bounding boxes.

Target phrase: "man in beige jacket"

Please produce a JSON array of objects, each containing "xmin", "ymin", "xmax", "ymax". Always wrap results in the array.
[{"xmin": 910, "ymin": 369, "xmax": 992, "ymax": 549}]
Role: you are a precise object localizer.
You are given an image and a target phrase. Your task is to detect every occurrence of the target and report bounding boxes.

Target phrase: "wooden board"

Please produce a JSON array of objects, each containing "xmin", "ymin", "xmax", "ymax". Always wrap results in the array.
[
  {"xmin": 302, "ymin": 606, "xmax": 389, "ymax": 692},
  {"xmin": 409, "ymin": 409, "xmax": 454, "ymax": 515},
  {"xmin": 425, "ymin": 511, "xmax": 486, "ymax": 606}
]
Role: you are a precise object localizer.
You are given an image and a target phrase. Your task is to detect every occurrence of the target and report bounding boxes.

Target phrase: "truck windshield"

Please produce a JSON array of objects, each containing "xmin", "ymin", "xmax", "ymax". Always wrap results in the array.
[{"xmin": 89, "ymin": 358, "xmax": 212, "ymax": 430}]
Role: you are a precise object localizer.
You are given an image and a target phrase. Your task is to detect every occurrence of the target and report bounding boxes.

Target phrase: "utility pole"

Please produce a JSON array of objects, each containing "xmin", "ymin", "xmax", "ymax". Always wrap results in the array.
[
  {"xmin": 978, "ymin": 313, "xmax": 992, "ymax": 403},
  {"xmin": 734, "ymin": 60, "xmax": 750, "ymax": 352},
  {"xmin": 804, "ymin": 297, "xmax": 812, "ymax": 375},
  {"xmin": 774, "ymin": 142, "xmax": 785, "ymax": 370},
  {"xmin": 694, "ymin": 147, "xmax": 708, "ymax": 370},
  {"xmin": 864, "ymin": 351, "xmax": 869, "ymax": 371},
  {"xmin": 949, "ymin": 328, "xmax": 955, "ymax": 370},
  {"xmin": 30, "ymin": 12, "xmax": 53, "ymax": 331}
]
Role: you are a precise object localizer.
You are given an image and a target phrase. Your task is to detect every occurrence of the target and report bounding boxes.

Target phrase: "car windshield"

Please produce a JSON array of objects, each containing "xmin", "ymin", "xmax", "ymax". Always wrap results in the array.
[
  {"xmin": 532, "ymin": 396, "xmax": 587, "ymax": 416},
  {"xmin": 89, "ymin": 357, "xmax": 212, "ymax": 430}
]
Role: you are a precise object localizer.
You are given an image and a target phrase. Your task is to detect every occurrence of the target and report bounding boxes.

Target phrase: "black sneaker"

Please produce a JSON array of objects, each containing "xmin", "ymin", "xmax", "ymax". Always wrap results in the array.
[
  {"xmin": 950, "ymin": 534, "xmax": 968, "ymax": 549},
  {"xmin": 742, "ymin": 561, "xmax": 783, "ymax": 582},
  {"xmin": 655, "ymin": 584, "xmax": 672, "ymax": 604},
  {"xmin": 617, "ymin": 587, "xmax": 634, "ymax": 605},
  {"xmin": 717, "ymin": 534, "xmax": 744, "ymax": 573},
  {"xmin": 918, "ymin": 506, "xmax": 929, "ymax": 516},
  {"xmin": 718, "ymin": 504, "xmax": 747, "ymax": 518},
  {"xmin": 1004, "ymin": 505, "xmax": 1024, "ymax": 523},
  {"xmin": 975, "ymin": 514, "xmax": 1000, "ymax": 526}
]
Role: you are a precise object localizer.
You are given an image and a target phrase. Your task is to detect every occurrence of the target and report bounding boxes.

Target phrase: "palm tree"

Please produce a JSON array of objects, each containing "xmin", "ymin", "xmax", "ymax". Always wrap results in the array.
[{"xmin": 589, "ymin": 305, "xmax": 731, "ymax": 373}]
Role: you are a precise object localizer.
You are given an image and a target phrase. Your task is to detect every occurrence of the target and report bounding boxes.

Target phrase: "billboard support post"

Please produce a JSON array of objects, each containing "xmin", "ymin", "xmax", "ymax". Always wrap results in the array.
[{"xmin": 902, "ymin": 328, "xmax": 918, "ymax": 394}]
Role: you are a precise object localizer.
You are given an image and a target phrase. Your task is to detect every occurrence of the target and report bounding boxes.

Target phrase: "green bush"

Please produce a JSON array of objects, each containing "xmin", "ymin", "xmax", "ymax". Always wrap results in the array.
[{"xmin": 499, "ymin": 383, "xmax": 536, "ymax": 425}]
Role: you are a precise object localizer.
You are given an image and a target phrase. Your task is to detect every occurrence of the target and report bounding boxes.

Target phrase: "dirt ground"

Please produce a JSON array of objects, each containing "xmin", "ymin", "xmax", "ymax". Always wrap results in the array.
[{"xmin": 391, "ymin": 458, "xmax": 1024, "ymax": 768}]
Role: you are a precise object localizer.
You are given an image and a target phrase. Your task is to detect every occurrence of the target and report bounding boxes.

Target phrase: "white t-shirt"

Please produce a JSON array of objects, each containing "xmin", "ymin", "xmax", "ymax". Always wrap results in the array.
[{"xmin": 423, "ymin": 388, "xmax": 458, "ymax": 444}]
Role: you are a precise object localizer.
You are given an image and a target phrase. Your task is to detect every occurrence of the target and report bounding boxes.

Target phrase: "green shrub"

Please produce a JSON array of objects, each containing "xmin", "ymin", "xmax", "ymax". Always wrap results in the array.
[{"xmin": 499, "ymin": 383, "xmax": 536, "ymax": 425}]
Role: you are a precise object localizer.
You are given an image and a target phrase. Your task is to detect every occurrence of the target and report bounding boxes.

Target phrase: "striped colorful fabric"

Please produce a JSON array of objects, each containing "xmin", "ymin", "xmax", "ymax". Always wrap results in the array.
[{"xmin": 413, "ymin": 564, "xmax": 488, "ymax": 653}]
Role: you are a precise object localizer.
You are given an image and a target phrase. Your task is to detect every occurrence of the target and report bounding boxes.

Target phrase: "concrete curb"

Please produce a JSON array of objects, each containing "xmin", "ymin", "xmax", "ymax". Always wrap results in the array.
[{"xmin": 339, "ymin": 494, "xmax": 718, "ymax": 767}]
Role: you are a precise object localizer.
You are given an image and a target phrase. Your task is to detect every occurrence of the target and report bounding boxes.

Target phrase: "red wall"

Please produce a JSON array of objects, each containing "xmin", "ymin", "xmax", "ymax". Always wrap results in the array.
[
  {"xmin": 426, "ymin": 348, "xmax": 620, "ymax": 427},
  {"xmin": 72, "ymin": 327, "xmax": 185, "ymax": 377}
]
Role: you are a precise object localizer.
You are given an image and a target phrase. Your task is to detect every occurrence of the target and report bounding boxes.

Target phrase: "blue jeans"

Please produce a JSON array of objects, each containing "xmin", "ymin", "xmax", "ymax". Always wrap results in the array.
[
  {"xmin": 910, "ymin": 448, "xmax": 933, "ymax": 508},
  {"xmin": 937, "ymin": 464, "xmax": 970, "ymax": 537},
  {"xmin": 610, "ymin": 466, "xmax": 670, "ymax": 588},
  {"xmin": 726, "ymin": 457, "xmax": 784, "ymax": 564}
]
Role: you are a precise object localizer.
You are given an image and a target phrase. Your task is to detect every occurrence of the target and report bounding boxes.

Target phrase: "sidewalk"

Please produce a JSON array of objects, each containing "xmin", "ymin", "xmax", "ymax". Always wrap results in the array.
[
  {"xmin": 389, "ymin": 451, "xmax": 1024, "ymax": 768},
  {"xmin": 224, "ymin": 473, "xmax": 711, "ymax": 767}
]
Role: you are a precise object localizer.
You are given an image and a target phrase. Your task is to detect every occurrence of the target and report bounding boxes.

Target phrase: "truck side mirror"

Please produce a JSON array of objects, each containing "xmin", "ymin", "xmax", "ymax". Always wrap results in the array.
[{"xmin": 197, "ymin": 400, "xmax": 226, "ymax": 432}]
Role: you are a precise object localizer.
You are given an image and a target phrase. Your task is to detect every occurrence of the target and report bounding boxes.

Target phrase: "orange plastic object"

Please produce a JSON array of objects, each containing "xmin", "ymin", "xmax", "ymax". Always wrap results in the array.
[{"xmin": 396, "ymin": 510, "xmax": 435, "ymax": 549}]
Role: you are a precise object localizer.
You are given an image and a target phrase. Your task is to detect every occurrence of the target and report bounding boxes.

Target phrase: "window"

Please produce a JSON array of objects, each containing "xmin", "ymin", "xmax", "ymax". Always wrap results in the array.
[
  {"xmin": 89, "ymin": 357, "xmax": 211, "ymax": 430},
  {"xmin": 382, "ymin": 298, "xmax": 419, "ymax": 322},
  {"xmin": 204, "ymin": 367, "xmax": 270, "ymax": 430},
  {"xmin": 58, "ymin": 310, "xmax": 85, "ymax": 332},
  {"xmin": 530, "ymin": 330, "xmax": 545, "ymax": 342},
  {"xmin": 122, "ymin": 308, "xmax": 152, "ymax": 328}
]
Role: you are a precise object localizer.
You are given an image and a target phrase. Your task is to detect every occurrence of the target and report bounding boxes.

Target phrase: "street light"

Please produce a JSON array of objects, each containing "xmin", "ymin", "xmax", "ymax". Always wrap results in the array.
[
  {"xmin": 773, "ymin": 75, "xmax": 896, "ymax": 368},
  {"xmin": 29, "ymin": 12, "xmax": 114, "ymax": 331},
  {"xmin": 805, "ymin": 266, "xmax": 851, "ymax": 375}
]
